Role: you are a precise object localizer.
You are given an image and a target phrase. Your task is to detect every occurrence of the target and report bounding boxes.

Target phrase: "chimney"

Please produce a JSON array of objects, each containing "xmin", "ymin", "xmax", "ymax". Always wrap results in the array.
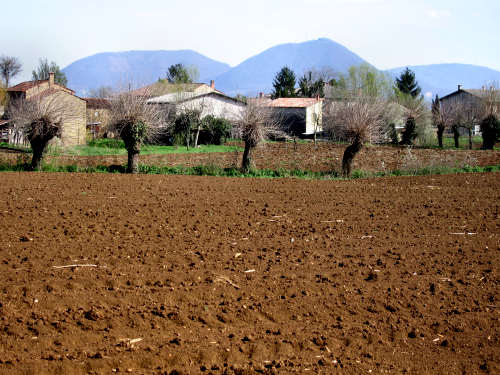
[
  {"xmin": 457, "ymin": 84, "xmax": 462, "ymax": 91},
  {"xmin": 49, "ymin": 72, "xmax": 55, "ymax": 87},
  {"xmin": 210, "ymin": 80, "xmax": 215, "ymax": 90}
]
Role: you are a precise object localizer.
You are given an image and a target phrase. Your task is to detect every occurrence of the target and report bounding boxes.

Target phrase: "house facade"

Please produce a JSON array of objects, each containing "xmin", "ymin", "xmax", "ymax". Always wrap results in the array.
[
  {"xmin": 7, "ymin": 73, "xmax": 86, "ymax": 146},
  {"xmin": 146, "ymin": 88, "xmax": 246, "ymax": 122},
  {"xmin": 267, "ymin": 97, "xmax": 323, "ymax": 137}
]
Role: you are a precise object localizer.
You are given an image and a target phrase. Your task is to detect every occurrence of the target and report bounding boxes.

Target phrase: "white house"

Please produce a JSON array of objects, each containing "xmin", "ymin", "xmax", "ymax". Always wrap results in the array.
[{"xmin": 147, "ymin": 89, "xmax": 246, "ymax": 122}]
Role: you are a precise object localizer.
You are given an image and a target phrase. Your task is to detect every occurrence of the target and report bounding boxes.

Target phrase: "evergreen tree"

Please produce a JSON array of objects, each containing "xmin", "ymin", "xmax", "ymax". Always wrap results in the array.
[
  {"xmin": 298, "ymin": 71, "xmax": 324, "ymax": 98},
  {"xmin": 400, "ymin": 116, "xmax": 417, "ymax": 145},
  {"xmin": 480, "ymin": 114, "xmax": 500, "ymax": 150},
  {"xmin": 395, "ymin": 67, "xmax": 421, "ymax": 98},
  {"xmin": 32, "ymin": 58, "xmax": 68, "ymax": 87},
  {"xmin": 167, "ymin": 63, "xmax": 193, "ymax": 84},
  {"xmin": 272, "ymin": 67, "xmax": 296, "ymax": 98}
]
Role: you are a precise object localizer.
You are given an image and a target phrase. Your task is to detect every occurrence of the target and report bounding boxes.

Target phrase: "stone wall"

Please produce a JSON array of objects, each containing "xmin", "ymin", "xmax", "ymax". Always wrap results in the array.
[{"xmin": 45, "ymin": 91, "xmax": 86, "ymax": 146}]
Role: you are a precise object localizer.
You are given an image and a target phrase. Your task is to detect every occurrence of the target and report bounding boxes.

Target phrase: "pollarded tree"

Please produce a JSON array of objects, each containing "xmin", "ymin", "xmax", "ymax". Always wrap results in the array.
[
  {"xmin": 324, "ymin": 64, "xmax": 391, "ymax": 176},
  {"xmin": 32, "ymin": 58, "xmax": 68, "ymax": 86},
  {"xmin": 109, "ymin": 90, "xmax": 163, "ymax": 173},
  {"xmin": 272, "ymin": 66, "xmax": 296, "ymax": 98},
  {"xmin": 9, "ymin": 96, "xmax": 67, "ymax": 170},
  {"xmin": 431, "ymin": 94, "xmax": 446, "ymax": 147},
  {"xmin": 325, "ymin": 95, "xmax": 386, "ymax": 176},
  {"xmin": 236, "ymin": 103, "xmax": 283, "ymax": 173},
  {"xmin": 395, "ymin": 67, "xmax": 421, "ymax": 98},
  {"xmin": 0, "ymin": 55, "xmax": 22, "ymax": 87}
]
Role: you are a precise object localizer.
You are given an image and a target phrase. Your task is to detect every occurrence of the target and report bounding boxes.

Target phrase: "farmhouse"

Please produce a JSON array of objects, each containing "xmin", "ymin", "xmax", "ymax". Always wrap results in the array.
[
  {"xmin": 440, "ymin": 85, "xmax": 500, "ymax": 135},
  {"xmin": 6, "ymin": 73, "xmax": 86, "ymax": 146},
  {"xmin": 146, "ymin": 82, "xmax": 246, "ymax": 122},
  {"xmin": 267, "ymin": 97, "xmax": 323, "ymax": 137}
]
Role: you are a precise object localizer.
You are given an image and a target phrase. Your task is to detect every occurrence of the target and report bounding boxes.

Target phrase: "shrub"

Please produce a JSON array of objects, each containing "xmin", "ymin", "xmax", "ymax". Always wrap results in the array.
[
  {"xmin": 202, "ymin": 115, "xmax": 232, "ymax": 145},
  {"xmin": 480, "ymin": 114, "xmax": 500, "ymax": 150}
]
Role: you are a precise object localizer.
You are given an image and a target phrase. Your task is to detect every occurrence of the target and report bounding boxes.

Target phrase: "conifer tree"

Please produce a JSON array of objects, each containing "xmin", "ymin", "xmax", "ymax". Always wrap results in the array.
[
  {"xmin": 395, "ymin": 68, "xmax": 421, "ymax": 98},
  {"xmin": 272, "ymin": 67, "xmax": 296, "ymax": 98}
]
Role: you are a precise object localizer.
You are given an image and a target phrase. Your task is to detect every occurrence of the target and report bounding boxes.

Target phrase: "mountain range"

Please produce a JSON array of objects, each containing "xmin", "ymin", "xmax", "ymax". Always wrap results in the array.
[{"xmin": 62, "ymin": 38, "xmax": 500, "ymax": 98}]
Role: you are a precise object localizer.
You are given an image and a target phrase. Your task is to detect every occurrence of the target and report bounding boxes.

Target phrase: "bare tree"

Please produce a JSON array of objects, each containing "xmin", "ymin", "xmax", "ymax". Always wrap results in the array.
[
  {"xmin": 9, "ymin": 95, "xmax": 68, "ymax": 170},
  {"xmin": 236, "ymin": 103, "xmax": 282, "ymax": 173},
  {"xmin": 0, "ymin": 55, "xmax": 22, "ymax": 87},
  {"xmin": 324, "ymin": 96, "xmax": 386, "ymax": 176},
  {"xmin": 88, "ymin": 86, "xmax": 114, "ymax": 99},
  {"xmin": 109, "ymin": 89, "xmax": 164, "ymax": 173}
]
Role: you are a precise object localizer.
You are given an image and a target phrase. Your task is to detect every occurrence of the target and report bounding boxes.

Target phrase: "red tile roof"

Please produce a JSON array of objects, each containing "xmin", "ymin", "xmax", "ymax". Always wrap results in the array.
[
  {"xmin": 7, "ymin": 80, "xmax": 74, "ymax": 94},
  {"xmin": 7, "ymin": 80, "xmax": 47, "ymax": 92},
  {"xmin": 268, "ymin": 97, "xmax": 322, "ymax": 108}
]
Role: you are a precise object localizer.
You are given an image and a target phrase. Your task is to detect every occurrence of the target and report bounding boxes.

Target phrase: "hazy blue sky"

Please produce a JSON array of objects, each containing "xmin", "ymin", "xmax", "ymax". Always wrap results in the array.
[{"xmin": 2, "ymin": 0, "xmax": 499, "ymax": 83}]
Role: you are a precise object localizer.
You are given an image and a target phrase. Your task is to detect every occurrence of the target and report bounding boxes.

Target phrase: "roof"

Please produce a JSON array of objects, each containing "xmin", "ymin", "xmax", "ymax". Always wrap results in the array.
[
  {"xmin": 28, "ymin": 88, "xmax": 85, "ymax": 103},
  {"xmin": 132, "ymin": 81, "xmax": 219, "ymax": 97},
  {"xmin": 440, "ymin": 87, "xmax": 500, "ymax": 102},
  {"xmin": 84, "ymin": 98, "xmax": 111, "ymax": 109},
  {"xmin": 0, "ymin": 119, "xmax": 11, "ymax": 126},
  {"xmin": 147, "ymin": 91, "xmax": 246, "ymax": 106},
  {"xmin": 7, "ymin": 79, "xmax": 75, "ymax": 94},
  {"xmin": 267, "ymin": 97, "xmax": 322, "ymax": 108}
]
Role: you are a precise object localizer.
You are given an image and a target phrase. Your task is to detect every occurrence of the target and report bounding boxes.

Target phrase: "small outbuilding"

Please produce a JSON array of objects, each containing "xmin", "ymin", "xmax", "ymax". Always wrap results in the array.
[{"xmin": 267, "ymin": 97, "xmax": 323, "ymax": 137}]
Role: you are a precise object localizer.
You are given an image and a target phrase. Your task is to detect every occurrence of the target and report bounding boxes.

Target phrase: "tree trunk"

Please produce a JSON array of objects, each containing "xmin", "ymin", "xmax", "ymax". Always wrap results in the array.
[
  {"xmin": 468, "ymin": 127, "xmax": 472, "ymax": 150},
  {"xmin": 437, "ymin": 125, "xmax": 444, "ymax": 148},
  {"xmin": 31, "ymin": 145, "xmax": 44, "ymax": 171},
  {"xmin": 127, "ymin": 150, "xmax": 140, "ymax": 174},
  {"xmin": 194, "ymin": 123, "xmax": 201, "ymax": 148},
  {"xmin": 241, "ymin": 141, "xmax": 254, "ymax": 173},
  {"xmin": 452, "ymin": 126, "xmax": 460, "ymax": 148},
  {"xmin": 342, "ymin": 139, "xmax": 363, "ymax": 177},
  {"xmin": 186, "ymin": 130, "xmax": 190, "ymax": 150}
]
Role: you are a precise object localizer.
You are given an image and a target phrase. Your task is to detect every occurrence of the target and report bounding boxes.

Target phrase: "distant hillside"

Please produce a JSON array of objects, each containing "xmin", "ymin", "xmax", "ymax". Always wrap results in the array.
[
  {"xmin": 62, "ymin": 50, "xmax": 231, "ymax": 96},
  {"xmin": 387, "ymin": 64, "xmax": 500, "ymax": 98},
  {"xmin": 213, "ymin": 38, "xmax": 367, "ymax": 96},
  {"xmin": 62, "ymin": 40, "xmax": 500, "ymax": 98}
]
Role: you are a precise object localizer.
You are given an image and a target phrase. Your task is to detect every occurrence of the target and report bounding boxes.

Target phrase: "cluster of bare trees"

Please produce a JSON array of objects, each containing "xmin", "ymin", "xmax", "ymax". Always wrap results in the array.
[{"xmin": 433, "ymin": 85, "xmax": 499, "ymax": 149}]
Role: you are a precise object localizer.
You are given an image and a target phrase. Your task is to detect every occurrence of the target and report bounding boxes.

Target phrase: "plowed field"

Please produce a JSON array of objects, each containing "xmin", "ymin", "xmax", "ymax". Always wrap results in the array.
[{"xmin": 0, "ymin": 172, "xmax": 498, "ymax": 374}]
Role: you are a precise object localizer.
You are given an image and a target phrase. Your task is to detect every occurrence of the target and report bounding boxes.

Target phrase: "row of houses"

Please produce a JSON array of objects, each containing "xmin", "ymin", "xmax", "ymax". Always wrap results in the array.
[{"xmin": 1, "ymin": 74, "xmax": 496, "ymax": 147}]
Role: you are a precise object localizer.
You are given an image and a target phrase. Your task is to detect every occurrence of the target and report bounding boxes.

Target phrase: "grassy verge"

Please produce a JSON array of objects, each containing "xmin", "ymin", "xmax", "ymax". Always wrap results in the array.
[
  {"xmin": 0, "ymin": 139, "xmax": 243, "ymax": 156},
  {"xmin": 0, "ymin": 161, "xmax": 498, "ymax": 180}
]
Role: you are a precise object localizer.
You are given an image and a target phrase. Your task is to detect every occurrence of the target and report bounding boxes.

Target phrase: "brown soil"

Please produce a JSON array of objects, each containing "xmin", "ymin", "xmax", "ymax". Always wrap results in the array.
[
  {"xmin": 1, "ymin": 143, "xmax": 499, "ymax": 173},
  {"xmin": 0, "ymin": 172, "xmax": 498, "ymax": 374}
]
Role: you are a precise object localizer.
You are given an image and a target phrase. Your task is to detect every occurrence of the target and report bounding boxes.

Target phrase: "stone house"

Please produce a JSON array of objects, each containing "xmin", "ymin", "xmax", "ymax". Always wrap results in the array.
[
  {"xmin": 267, "ymin": 97, "xmax": 323, "ymax": 137},
  {"xmin": 6, "ymin": 73, "xmax": 86, "ymax": 146},
  {"xmin": 84, "ymin": 98, "xmax": 111, "ymax": 139}
]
